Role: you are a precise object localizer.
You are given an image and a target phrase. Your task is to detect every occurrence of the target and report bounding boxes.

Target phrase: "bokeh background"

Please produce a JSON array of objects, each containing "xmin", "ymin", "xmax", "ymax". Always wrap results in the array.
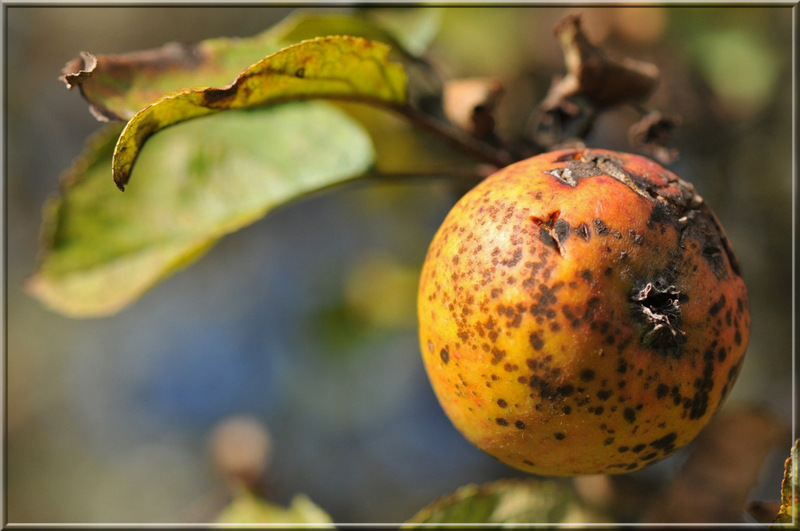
[{"xmin": 5, "ymin": 5, "xmax": 795, "ymax": 524}]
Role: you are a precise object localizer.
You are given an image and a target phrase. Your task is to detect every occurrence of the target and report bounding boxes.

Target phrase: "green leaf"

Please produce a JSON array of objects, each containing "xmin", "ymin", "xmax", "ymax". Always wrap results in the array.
[
  {"xmin": 362, "ymin": 7, "xmax": 443, "ymax": 57},
  {"xmin": 216, "ymin": 491, "xmax": 334, "ymax": 526},
  {"xmin": 113, "ymin": 36, "xmax": 407, "ymax": 190},
  {"xmin": 271, "ymin": 8, "xmax": 440, "ymax": 59},
  {"xmin": 775, "ymin": 438, "xmax": 799, "ymax": 524},
  {"xmin": 27, "ymin": 101, "xmax": 374, "ymax": 317},
  {"xmin": 405, "ymin": 478, "xmax": 608, "ymax": 526}
]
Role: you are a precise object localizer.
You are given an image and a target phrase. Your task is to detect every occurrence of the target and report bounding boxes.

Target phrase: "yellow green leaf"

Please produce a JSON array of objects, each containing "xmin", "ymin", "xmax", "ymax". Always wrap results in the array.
[
  {"xmin": 217, "ymin": 491, "xmax": 334, "ymax": 526},
  {"xmin": 113, "ymin": 36, "xmax": 407, "ymax": 190},
  {"xmin": 27, "ymin": 101, "xmax": 374, "ymax": 317}
]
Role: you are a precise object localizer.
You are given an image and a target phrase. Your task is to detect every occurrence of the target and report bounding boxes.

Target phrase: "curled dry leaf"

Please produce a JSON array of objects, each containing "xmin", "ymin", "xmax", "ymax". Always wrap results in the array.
[
  {"xmin": 61, "ymin": 51, "xmax": 120, "ymax": 122},
  {"xmin": 61, "ymin": 50, "xmax": 97, "ymax": 89},
  {"xmin": 532, "ymin": 13, "xmax": 662, "ymax": 150},
  {"xmin": 549, "ymin": 13, "xmax": 659, "ymax": 109},
  {"xmin": 60, "ymin": 41, "xmax": 234, "ymax": 121},
  {"xmin": 58, "ymin": 10, "xmax": 439, "ymax": 125}
]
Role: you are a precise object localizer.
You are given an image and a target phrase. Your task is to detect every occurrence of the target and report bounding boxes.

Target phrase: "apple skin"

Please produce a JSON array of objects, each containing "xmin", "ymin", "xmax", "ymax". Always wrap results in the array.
[{"xmin": 417, "ymin": 148, "xmax": 749, "ymax": 476}]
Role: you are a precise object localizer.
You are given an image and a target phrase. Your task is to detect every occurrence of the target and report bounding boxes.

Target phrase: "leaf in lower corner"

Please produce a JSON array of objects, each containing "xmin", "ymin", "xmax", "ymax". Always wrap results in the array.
[
  {"xmin": 26, "ymin": 101, "xmax": 374, "ymax": 318},
  {"xmin": 404, "ymin": 478, "xmax": 608, "ymax": 526},
  {"xmin": 217, "ymin": 491, "xmax": 334, "ymax": 526},
  {"xmin": 113, "ymin": 35, "xmax": 408, "ymax": 190},
  {"xmin": 775, "ymin": 438, "xmax": 799, "ymax": 524}
]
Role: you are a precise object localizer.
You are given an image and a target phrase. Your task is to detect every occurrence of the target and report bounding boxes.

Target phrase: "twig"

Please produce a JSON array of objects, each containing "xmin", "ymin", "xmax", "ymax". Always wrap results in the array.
[{"xmin": 394, "ymin": 104, "xmax": 515, "ymax": 170}]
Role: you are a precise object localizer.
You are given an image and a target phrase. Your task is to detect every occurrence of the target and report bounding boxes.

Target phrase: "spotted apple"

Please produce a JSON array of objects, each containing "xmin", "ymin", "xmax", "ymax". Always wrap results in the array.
[{"xmin": 417, "ymin": 148, "xmax": 749, "ymax": 475}]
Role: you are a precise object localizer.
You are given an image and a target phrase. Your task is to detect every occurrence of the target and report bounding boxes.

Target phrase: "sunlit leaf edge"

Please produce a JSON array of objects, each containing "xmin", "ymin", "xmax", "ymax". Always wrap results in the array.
[{"xmin": 112, "ymin": 35, "xmax": 408, "ymax": 190}]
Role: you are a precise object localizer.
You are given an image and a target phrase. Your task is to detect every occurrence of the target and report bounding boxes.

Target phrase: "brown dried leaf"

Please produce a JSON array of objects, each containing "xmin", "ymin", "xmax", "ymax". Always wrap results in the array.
[
  {"xmin": 61, "ymin": 50, "xmax": 97, "ymax": 89},
  {"xmin": 59, "ymin": 10, "xmax": 440, "ymax": 124},
  {"xmin": 60, "ymin": 39, "xmax": 257, "ymax": 122},
  {"xmin": 548, "ymin": 13, "xmax": 659, "ymax": 110},
  {"xmin": 531, "ymin": 13, "xmax": 662, "ymax": 150}
]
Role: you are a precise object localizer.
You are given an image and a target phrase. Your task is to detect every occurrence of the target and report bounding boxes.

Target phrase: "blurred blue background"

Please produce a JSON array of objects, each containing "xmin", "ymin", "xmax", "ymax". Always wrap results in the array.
[{"xmin": 5, "ymin": 5, "xmax": 794, "ymax": 524}]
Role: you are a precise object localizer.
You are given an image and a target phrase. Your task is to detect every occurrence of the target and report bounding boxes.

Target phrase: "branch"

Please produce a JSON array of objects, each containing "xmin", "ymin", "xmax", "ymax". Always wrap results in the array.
[{"xmin": 395, "ymin": 104, "xmax": 514, "ymax": 170}]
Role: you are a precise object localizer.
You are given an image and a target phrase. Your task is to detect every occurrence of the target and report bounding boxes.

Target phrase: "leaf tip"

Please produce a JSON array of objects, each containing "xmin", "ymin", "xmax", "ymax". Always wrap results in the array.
[
  {"xmin": 112, "ymin": 144, "xmax": 131, "ymax": 191},
  {"xmin": 60, "ymin": 51, "xmax": 97, "ymax": 90},
  {"xmin": 112, "ymin": 163, "xmax": 128, "ymax": 191}
]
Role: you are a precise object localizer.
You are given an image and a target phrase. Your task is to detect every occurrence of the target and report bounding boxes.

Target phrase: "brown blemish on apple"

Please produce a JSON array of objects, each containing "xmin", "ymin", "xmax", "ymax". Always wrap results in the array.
[{"xmin": 531, "ymin": 211, "xmax": 570, "ymax": 256}]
